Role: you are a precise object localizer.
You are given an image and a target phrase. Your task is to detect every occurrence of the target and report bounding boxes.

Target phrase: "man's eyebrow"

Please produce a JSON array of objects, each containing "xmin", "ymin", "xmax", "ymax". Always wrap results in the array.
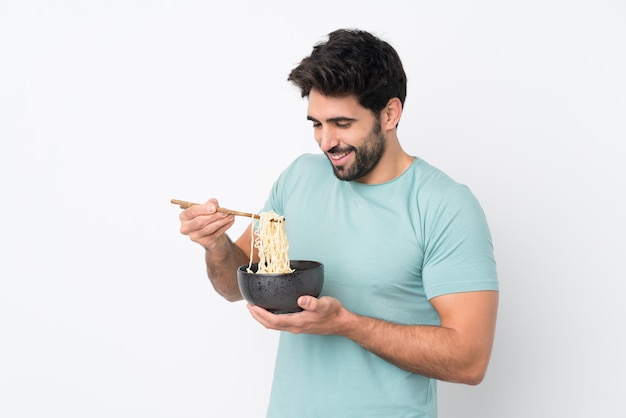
[{"xmin": 306, "ymin": 116, "xmax": 357, "ymax": 123}]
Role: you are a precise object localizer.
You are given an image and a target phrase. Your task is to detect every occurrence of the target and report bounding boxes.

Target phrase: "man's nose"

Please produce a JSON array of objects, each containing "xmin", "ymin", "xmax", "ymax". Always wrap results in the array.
[{"xmin": 318, "ymin": 127, "xmax": 339, "ymax": 152}]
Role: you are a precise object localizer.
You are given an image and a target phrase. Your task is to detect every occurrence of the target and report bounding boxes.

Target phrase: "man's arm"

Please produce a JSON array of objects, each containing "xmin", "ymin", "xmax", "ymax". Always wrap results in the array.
[
  {"xmin": 178, "ymin": 199, "xmax": 255, "ymax": 302},
  {"xmin": 202, "ymin": 231, "xmax": 251, "ymax": 301},
  {"xmin": 248, "ymin": 290, "xmax": 498, "ymax": 384},
  {"xmin": 341, "ymin": 290, "xmax": 498, "ymax": 384}
]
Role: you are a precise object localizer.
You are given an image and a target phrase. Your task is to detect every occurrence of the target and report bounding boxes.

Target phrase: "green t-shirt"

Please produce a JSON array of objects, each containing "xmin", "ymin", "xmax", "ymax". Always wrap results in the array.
[{"xmin": 261, "ymin": 154, "xmax": 498, "ymax": 418}]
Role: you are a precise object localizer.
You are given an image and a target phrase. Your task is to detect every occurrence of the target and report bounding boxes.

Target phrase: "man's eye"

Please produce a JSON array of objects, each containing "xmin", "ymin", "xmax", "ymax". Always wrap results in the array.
[
  {"xmin": 336, "ymin": 123, "xmax": 351, "ymax": 129},
  {"xmin": 312, "ymin": 123, "xmax": 321, "ymax": 128}
]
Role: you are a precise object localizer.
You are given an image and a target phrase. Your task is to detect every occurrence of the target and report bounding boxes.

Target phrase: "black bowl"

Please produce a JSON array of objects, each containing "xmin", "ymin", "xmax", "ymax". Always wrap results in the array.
[{"xmin": 237, "ymin": 260, "xmax": 324, "ymax": 314}]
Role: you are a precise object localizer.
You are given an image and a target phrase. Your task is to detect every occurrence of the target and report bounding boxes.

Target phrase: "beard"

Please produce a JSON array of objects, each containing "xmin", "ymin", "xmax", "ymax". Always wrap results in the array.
[{"xmin": 328, "ymin": 118, "xmax": 385, "ymax": 182}]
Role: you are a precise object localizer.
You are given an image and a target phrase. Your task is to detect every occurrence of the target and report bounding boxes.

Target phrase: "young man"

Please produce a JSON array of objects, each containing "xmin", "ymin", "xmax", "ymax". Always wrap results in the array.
[{"xmin": 179, "ymin": 29, "xmax": 499, "ymax": 417}]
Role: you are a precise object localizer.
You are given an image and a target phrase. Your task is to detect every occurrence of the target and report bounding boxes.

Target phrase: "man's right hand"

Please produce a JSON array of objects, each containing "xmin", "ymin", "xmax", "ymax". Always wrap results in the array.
[{"xmin": 178, "ymin": 198, "xmax": 236, "ymax": 251}]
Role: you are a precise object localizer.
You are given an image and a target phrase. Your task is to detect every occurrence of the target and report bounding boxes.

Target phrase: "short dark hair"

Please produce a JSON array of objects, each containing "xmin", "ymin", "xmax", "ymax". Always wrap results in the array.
[{"xmin": 288, "ymin": 29, "xmax": 407, "ymax": 115}]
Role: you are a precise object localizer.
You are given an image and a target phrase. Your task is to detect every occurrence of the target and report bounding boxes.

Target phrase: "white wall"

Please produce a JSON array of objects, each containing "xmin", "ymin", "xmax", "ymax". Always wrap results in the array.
[{"xmin": 1, "ymin": 1, "xmax": 625, "ymax": 417}]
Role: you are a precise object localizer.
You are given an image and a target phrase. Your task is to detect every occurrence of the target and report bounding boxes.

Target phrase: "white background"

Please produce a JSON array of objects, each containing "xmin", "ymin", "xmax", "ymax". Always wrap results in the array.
[{"xmin": 1, "ymin": 1, "xmax": 625, "ymax": 417}]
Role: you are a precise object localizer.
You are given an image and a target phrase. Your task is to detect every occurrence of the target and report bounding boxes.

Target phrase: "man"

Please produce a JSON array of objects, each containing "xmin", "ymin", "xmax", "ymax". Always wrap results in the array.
[{"xmin": 178, "ymin": 28, "xmax": 498, "ymax": 418}]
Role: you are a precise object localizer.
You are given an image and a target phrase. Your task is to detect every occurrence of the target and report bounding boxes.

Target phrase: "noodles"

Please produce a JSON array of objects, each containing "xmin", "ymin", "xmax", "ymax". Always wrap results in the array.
[{"xmin": 247, "ymin": 211, "xmax": 293, "ymax": 274}]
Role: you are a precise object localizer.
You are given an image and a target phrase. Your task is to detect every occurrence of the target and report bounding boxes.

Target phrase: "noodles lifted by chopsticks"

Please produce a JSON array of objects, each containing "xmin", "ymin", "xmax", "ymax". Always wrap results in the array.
[{"xmin": 248, "ymin": 211, "xmax": 293, "ymax": 274}]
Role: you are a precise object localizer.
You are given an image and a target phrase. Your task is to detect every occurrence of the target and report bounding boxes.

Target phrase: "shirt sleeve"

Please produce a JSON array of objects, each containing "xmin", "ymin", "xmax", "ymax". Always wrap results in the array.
[{"xmin": 421, "ymin": 183, "xmax": 499, "ymax": 299}]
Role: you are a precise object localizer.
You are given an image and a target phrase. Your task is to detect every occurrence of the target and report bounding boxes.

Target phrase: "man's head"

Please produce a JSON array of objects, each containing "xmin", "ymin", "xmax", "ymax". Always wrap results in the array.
[
  {"xmin": 289, "ymin": 29, "xmax": 407, "ymax": 183},
  {"xmin": 288, "ymin": 29, "xmax": 407, "ymax": 116}
]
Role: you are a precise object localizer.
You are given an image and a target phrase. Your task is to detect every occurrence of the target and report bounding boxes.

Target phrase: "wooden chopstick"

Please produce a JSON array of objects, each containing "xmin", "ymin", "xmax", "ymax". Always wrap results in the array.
[{"xmin": 170, "ymin": 199, "xmax": 261, "ymax": 220}]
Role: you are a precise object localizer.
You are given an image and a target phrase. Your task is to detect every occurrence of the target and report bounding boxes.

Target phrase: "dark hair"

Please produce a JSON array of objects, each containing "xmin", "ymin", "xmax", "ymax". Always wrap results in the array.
[{"xmin": 288, "ymin": 29, "xmax": 407, "ymax": 115}]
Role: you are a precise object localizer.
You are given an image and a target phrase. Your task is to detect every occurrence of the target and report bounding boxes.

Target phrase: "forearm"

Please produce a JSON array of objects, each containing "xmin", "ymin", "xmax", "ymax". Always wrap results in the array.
[
  {"xmin": 204, "ymin": 234, "xmax": 249, "ymax": 302},
  {"xmin": 247, "ymin": 290, "xmax": 497, "ymax": 384},
  {"xmin": 340, "ymin": 312, "xmax": 487, "ymax": 384}
]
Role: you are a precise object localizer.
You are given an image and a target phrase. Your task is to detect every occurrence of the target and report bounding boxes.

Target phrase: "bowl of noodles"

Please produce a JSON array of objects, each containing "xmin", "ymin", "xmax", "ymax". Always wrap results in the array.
[
  {"xmin": 236, "ymin": 210, "xmax": 323, "ymax": 314},
  {"xmin": 237, "ymin": 260, "xmax": 324, "ymax": 314}
]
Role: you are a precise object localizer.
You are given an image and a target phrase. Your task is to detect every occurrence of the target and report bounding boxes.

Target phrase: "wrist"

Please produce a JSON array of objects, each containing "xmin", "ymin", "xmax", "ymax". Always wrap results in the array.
[
  {"xmin": 203, "ymin": 234, "xmax": 231, "ymax": 252},
  {"xmin": 336, "ymin": 307, "xmax": 361, "ymax": 338}
]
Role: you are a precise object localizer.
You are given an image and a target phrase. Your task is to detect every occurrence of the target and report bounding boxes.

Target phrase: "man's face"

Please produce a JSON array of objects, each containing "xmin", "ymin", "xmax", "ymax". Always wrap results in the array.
[{"xmin": 307, "ymin": 89, "xmax": 385, "ymax": 182}]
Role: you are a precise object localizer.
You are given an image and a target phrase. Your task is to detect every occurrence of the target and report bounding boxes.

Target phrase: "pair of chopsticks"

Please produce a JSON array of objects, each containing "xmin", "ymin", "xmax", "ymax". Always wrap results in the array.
[{"xmin": 170, "ymin": 199, "xmax": 261, "ymax": 220}]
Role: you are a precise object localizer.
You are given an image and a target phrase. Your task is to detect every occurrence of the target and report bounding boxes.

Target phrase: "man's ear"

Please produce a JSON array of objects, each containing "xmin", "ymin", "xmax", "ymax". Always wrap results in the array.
[{"xmin": 382, "ymin": 97, "xmax": 403, "ymax": 130}]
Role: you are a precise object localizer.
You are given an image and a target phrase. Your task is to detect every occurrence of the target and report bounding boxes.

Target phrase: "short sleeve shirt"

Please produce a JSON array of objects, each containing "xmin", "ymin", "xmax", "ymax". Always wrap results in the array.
[{"xmin": 262, "ymin": 154, "xmax": 498, "ymax": 418}]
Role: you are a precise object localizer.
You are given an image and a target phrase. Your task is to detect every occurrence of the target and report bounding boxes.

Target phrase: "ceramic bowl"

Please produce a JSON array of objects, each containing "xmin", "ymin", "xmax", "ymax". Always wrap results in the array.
[{"xmin": 237, "ymin": 260, "xmax": 324, "ymax": 314}]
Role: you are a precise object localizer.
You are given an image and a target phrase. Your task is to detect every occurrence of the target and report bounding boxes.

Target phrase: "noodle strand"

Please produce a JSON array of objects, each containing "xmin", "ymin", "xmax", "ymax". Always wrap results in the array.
[{"xmin": 247, "ymin": 211, "xmax": 293, "ymax": 274}]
